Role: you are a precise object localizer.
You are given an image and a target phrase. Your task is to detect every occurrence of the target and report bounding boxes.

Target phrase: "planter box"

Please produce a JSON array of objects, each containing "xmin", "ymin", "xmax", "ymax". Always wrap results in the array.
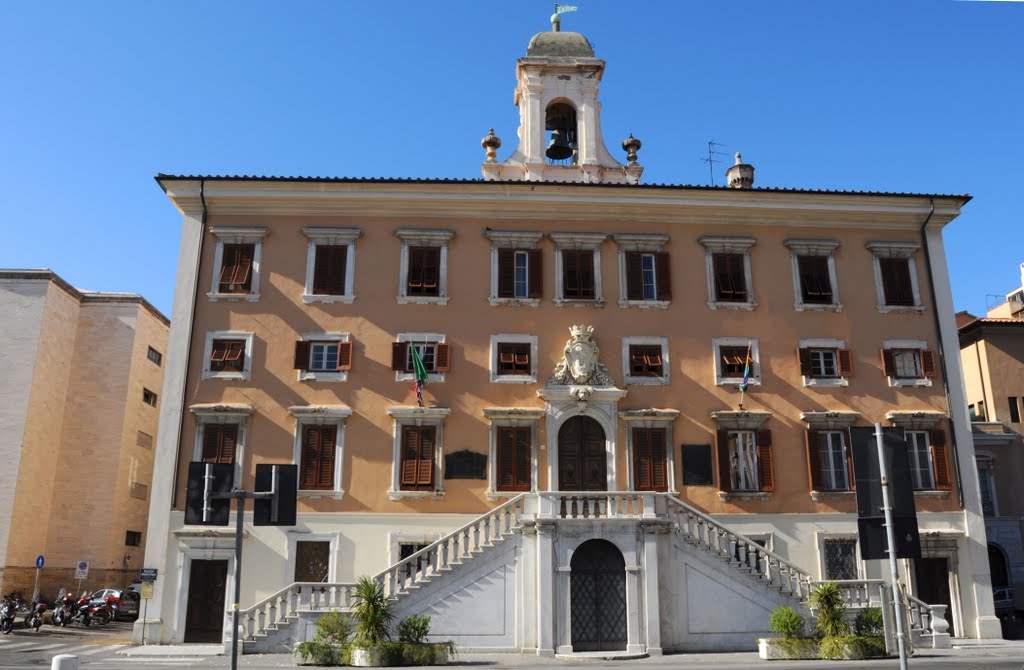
[
  {"xmin": 294, "ymin": 645, "xmax": 343, "ymax": 666},
  {"xmin": 351, "ymin": 646, "xmax": 386, "ymax": 667},
  {"xmin": 758, "ymin": 638, "xmax": 819, "ymax": 660}
]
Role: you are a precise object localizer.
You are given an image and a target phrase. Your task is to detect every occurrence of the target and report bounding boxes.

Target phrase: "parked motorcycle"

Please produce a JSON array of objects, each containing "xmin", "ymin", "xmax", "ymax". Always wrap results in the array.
[
  {"xmin": 0, "ymin": 597, "xmax": 15, "ymax": 634},
  {"xmin": 52, "ymin": 591, "xmax": 76, "ymax": 627},
  {"xmin": 86, "ymin": 601, "xmax": 112, "ymax": 626},
  {"xmin": 24, "ymin": 600, "xmax": 46, "ymax": 630}
]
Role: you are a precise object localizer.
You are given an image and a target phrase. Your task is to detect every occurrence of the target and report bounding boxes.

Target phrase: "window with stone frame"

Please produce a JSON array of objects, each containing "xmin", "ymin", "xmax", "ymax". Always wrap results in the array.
[
  {"xmin": 796, "ymin": 255, "xmax": 834, "ymax": 304},
  {"xmin": 867, "ymin": 241, "xmax": 922, "ymax": 312},
  {"xmin": 624, "ymin": 251, "xmax": 671, "ymax": 302},
  {"xmin": 713, "ymin": 253, "xmax": 748, "ymax": 302},
  {"xmin": 822, "ymin": 538, "xmax": 859, "ymax": 580},
  {"xmin": 629, "ymin": 344, "xmax": 664, "ymax": 378},
  {"xmin": 399, "ymin": 425, "xmax": 436, "ymax": 491},
  {"xmin": 210, "ymin": 339, "xmax": 246, "ymax": 372},
  {"xmin": 497, "ymin": 249, "xmax": 542, "ymax": 299},
  {"xmin": 806, "ymin": 430, "xmax": 854, "ymax": 492},
  {"xmin": 496, "ymin": 342, "xmax": 531, "ymax": 376},
  {"xmin": 299, "ymin": 424, "xmax": 337, "ymax": 491},
  {"xmin": 311, "ymin": 244, "xmax": 348, "ymax": 296},
  {"xmin": 295, "ymin": 340, "xmax": 353, "ymax": 373},
  {"xmin": 406, "ymin": 246, "xmax": 441, "ymax": 297},
  {"xmin": 879, "ymin": 257, "xmax": 915, "ymax": 306},
  {"xmin": 882, "ymin": 348, "xmax": 935, "ymax": 381},
  {"xmin": 391, "ymin": 340, "xmax": 450, "ymax": 375},
  {"xmin": 293, "ymin": 540, "xmax": 330, "ymax": 583},
  {"xmin": 218, "ymin": 243, "xmax": 254, "ymax": 294},
  {"xmin": 717, "ymin": 429, "xmax": 774, "ymax": 493},
  {"xmin": 561, "ymin": 249, "xmax": 596, "ymax": 300},
  {"xmin": 495, "ymin": 426, "xmax": 531, "ymax": 492},
  {"xmin": 799, "ymin": 347, "xmax": 853, "ymax": 380},
  {"xmin": 632, "ymin": 427, "xmax": 668, "ymax": 492},
  {"xmin": 202, "ymin": 423, "xmax": 237, "ymax": 465}
]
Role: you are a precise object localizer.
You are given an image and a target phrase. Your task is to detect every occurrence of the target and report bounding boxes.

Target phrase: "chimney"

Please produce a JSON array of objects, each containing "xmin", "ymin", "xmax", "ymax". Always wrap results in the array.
[{"xmin": 726, "ymin": 152, "xmax": 755, "ymax": 189}]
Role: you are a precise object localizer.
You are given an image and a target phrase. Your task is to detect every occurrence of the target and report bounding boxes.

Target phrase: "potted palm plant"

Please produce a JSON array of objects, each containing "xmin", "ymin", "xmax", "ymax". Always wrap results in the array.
[{"xmin": 350, "ymin": 577, "xmax": 396, "ymax": 667}]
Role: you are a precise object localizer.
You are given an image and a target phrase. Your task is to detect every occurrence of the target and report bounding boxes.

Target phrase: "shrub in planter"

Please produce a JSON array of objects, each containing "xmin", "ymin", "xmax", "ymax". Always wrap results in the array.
[
  {"xmin": 398, "ymin": 614, "xmax": 431, "ymax": 644},
  {"xmin": 296, "ymin": 611, "xmax": 353, "ymax": 666},
  {"xmin": 854, "ymin": 606, "xmax": 884, "ymax": 637},
  {"xmin": 768, "ymin": 607, "xmax": 805, "ymax": 639},
  {"xmin": 808, "ymin": 582, "xmax": 850, "ymax": 638},
  {"xmin": 352, "ymin": 577, "xmax": 394, "ymax": 647}
]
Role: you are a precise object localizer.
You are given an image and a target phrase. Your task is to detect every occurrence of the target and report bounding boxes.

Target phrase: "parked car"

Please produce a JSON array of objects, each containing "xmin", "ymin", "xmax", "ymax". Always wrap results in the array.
[
  {"xmin": 994, "ymin": 587, "xmax": 1015, "ymax": 616},
  {"xmin": 88, "ymin": 588, "xmax": 139, "ymax": 621}
]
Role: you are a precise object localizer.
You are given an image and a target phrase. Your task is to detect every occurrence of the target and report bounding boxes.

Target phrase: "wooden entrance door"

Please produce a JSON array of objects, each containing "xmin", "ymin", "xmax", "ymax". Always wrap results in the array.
[
  {"xmin": 184, "ymin": 559, "xmax": 228, "ymax": 643},
  {"xmin": 915, "ymin": 557, "xmax": 955, "ymax": 636},
  {"xmin": 558, "ymin": 416, "xmax": 607, "ymax": 491},
  {"xmin": 570, "ymin": 539, "xmax": 627, "ymax": 651}
]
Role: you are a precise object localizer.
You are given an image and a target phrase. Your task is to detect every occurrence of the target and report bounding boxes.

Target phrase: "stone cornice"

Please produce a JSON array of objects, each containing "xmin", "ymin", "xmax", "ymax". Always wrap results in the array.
[{"xmin": 157, "ymin": 179, "xmax": 967, "ymax": 229}]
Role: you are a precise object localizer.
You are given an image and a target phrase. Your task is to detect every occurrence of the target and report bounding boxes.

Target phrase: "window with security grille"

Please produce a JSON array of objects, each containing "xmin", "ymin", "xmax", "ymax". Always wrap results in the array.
[
  {"xmin": 818, "ymin": 431, "xmax": 850, "ymax": 491},
  {"xmin": 125, "ymin": 530, "xmax": 142, "ymax": 547},
  {"xmin": 823, "ymin": 539, "xmax": 858, "ymax": 580},
  {"xmin": 907, "ymin": 430, "xmax": 935, "ymax": 490},
  {"xmin": 294, "ymin": 541, "xmax": 330, "ymax": 583}
]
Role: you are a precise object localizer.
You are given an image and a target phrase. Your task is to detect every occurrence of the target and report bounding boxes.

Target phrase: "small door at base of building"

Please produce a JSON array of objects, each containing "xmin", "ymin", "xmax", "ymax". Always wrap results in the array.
[
  {"xmin": 570, "ymin": 539, "xmax": 627, "ymax": 652},
  {"xmin": 915, "ymin": 557, "xmax": 955, "ymax": 637},
  {"xmin": 184, "ymin": 559, "xmax": 228, "ymax": 643}
]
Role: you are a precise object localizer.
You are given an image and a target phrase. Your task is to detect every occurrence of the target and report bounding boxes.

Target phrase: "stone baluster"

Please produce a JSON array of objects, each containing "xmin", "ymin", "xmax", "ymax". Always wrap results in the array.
[{"xmin": 929, "ymin": 604, "xmax": 952, "ymax": 648}]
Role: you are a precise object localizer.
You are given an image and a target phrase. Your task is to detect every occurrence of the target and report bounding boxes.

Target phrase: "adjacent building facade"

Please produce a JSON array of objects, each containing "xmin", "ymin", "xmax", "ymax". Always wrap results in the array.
[
  {"xmin": 0, "ymin": 269, "xmax": 168, "ymax": 597},
  {"xmin": 136, "ymin": 24, "xmax": 998, "ymax": 653}
]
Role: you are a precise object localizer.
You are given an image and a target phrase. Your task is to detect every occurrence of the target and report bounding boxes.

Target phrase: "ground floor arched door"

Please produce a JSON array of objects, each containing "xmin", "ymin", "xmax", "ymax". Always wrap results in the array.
[
  {"xmin": 570, "ymin": 539, "xmax": 627, "ymax": 652},
  {"xmin": 558, "ymin": 416, "xmax": 607, "ymax": 491},
  {"xmin": 989, "ymin": 543, "xmax": 1010, "ymax": 589}
]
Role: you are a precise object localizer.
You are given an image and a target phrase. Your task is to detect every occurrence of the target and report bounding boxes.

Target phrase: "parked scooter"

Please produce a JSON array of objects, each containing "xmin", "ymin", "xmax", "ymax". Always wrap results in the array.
[
  {"xmin": 53, "ymin": 590, "xmax": 77, "ymax": 627},
  {"xmin": 24, "ymin": 600, "xmax": 46, "ymax": 630},
  {"xmin": 0, "ymin": 597, "xmax": 15, "ymax": 634},
  {"xmin": 86, "ymin": 601, "xmax": 112, "ymax": 626}
]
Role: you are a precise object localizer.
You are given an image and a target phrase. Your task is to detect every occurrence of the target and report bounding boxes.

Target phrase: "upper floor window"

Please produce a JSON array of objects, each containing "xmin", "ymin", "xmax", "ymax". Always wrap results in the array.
[
  {"xmin": 392, "ymin": 334, "xmax": 449, "ymax": 383},
  {"xmin": 294, "ymin": 333, "xmax": 353, "ymax": 382},
  {"xmin": 302, "ymin": 227, "xmax": 360, "ymax": 304},
  {"xmin": 190, "ymin": 403, "xmax": 253, "ymax": 488},
  {"xmin": 209, "ymin": 227, "xmax": 268, "ymax": 302},
  {"xmin": 798, "ymin": 339, "xmax": 853, "ymax": 388},
  {"xmin": 550, "ymin": 232, "xmax": 607, "ymax": 306},
  {"xmin": 288, "ymin": 405, "xmax": 351, "ymax": 498},
  {"xmin": 882, "ymin": 340, "xmax": 935, "ymax": 387},
  {"xmin": 147, "ymin": 346, "xmax": 163, "ymax": 366},
  {"xmin": 486, "ymin": 230, "xmax": 544, "ymax": 306},
  {"xmin": 387, "ymin": 406, "xmax": 450, "ymax": 500},
  {"xmin": 977, "ymin": 455, "xmax": 996, "ymax": 515},
  {"xmin": 202, "ymin": 331, "xmax": 254, "ymax": 381},
  {"xmin": 622, "ymin": 337, "xmax": 670, "ymax": 385},
  {"xmin": 716, "ymin": 429, "xmax": 774, "ymax": 493},
  {"xmin": 483, "ymin": 407, "xmax": 543, "ymax": 499},
  {"xmin": 201, "ymin": 422, "xmax": 237, "ymax": 465},
  {"xmin": 142, "ymin": 388, "xmax": 158, "ymax": 407},
  {"xmin": 396, "ymin": 229, "xmax": 454, "ymax": 305},
  {"xmin": 866, "ymin": 241, "xmax": 924, "ymax": 313},
  {"xmin": 713, "ymin": 338, "xmax": 760, "ymax": 387},
  {"xmin": 785, "ymin": 239, "xmax": 841, "ymax": 312},
  {"xmin": 621, "ymin": 409, "xmax": 679, "ymax": 494},
  {"xmin": 490, "ymin": 334, "xmax": 537, "ymax": 384},
  {"xmin": 613, "ymin": 234, "xmax": 671, "ymax": 307},
  {"xmin": 807, "ymin": 430, "xmax": 853, "ymax": 492},
  {"xmin": 700, "ymin": 236, "xmax": 756, "ymax": 311}
]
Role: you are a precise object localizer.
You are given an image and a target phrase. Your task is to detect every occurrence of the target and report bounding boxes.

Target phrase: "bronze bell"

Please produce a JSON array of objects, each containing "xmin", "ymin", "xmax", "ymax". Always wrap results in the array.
[{"xmin": 546, "ymin": 129, "xmax": 573, "ymax": 161}]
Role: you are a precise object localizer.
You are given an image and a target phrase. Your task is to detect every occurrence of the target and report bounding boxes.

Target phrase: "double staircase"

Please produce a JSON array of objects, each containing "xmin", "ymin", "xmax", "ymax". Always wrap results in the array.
[{"xmin": 240, "ymin": 492, "xmax": 948, "ymax": 653}]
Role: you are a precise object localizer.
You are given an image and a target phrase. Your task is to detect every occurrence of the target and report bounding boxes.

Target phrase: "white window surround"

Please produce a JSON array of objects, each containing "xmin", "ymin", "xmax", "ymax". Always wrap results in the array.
[
  {"xmin": 395, "ymin": 333, "xmax": 446, "ymax": 384},
  {"xmin": 489, "ymin": 334, "xmax": 539, "ymax": 384},
  {"xmin": 485, "ymin": 229, "xmax": 544, "ymax": 307},
  {"xmin": 201, "ymin": 331, "xmax": 255, "ymax": 381},
  {"xmin": 286, "ymin": 531, "xmax": 341, "ymax": 583},
  {"xmin": 395, "ymin": 228, "xmax": 454, "ymax": 305},
  {"xmin": 621, "ymin": 336, "xmax": 670, "ymax": 385},
  {"xmin": 866, "ymin": 241, "xmax": 924, "ymax": 314},
  {"xmin": 189, "ymin": 403, "xmax": 253, "ymax": 489},
  {"xmin": 302, "ymin": 227, "xmax": 360, "ymax": 304},
  {"xmin": 288, "ymin": 405, "xmax": 351, "ymax": 499},
  {"xmin": 619, "ymin": 409, "xmax": 680, "ymax": 494},
  {"xmin": 785, "ymin": 238, "xmax": 842, "ymax": 313},
  {"xmin": 387, "ymin": 406, "xmax": 450, "ymax": 500},
  {"xmin": 297, "ymin": 332, "xmax": 351, "ymax": 383},
  {"xmin": 816, "ymin": 533, "xmax": 864, "ymax": 581},
  {"xmin": 387, "ymin": 532, "xmax": 442, "ymax": 567},
  {"xmin": 699, "ymin": 235, "xmax": 757, "ymax": 311},
  {"xmin": 883, "ymin": 339, "xmax": 933, "ymax": 388},
  {"xmin": 799, "ymin": 338, "xmax": 849, "ymax": 388},
  {"xmin": 208, "ymin": 226, "xmax": 268, "ymax": 302},
  {"xmin": 612, "ymin": 233, "xmax": 670, "ymax": 309},
  {"xmin": 712, "ymin": 337, "xmax": 761, "ymax": 387},
  {"xmin": 483, "ymin": 408, "xmax": 544, "ymax": 500},
  {"xmin": 550, "ymin": 231, "xmax": 607, "ymax": 306}
]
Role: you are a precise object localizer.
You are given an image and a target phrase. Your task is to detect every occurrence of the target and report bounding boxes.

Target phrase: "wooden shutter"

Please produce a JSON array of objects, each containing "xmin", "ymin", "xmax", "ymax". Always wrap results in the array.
[
  {"xmin": 756, "ymin": 430, "xmax": 774, "ymax": 492},
  {"xmin": 497, "ymin": 249, "xmax": 515, "ymax": 298},
  {"xmin": 337, "ymin": 341, "xmax": 353, "ymax": 371},
  {"xmin": 407, "ymin": 248, "xmax": 425, "ymax": 292},
  {"xmin": 434, "ymin": 343, "xmax": 451, "ymax": 372},
  {"xmin": 203, "ymin": 424, "xmax": 237, "ymax": 465},
  {"xmin": 880, "ymin": 258, "xmax": 914, "ymax": 306},
  {"xmin": 391, "ymin": 342, "xmax": 409, "ymax": 371},
  {"xmin": 881, "ymin": 349, "xmax": 896, "ymax": 377},
  {"xmin": 845, "ymin": 429, "xmax": 856, "ymax": 491},
  {"xmin": 422, "ymin": 248, "xmax": 440, "ymax": 291},
  {"xmin": 651, "ymin": 428, "xmax": 667, "ymax": 491},
  {"xmin": 921, "ymin": 350, "xmax": 937, "ymax": 378},
  {"xmin": 497, "ymin": 429, "xmax": 515, "ymax": 489},
  {"xmin": 625, "ymin": 251, "xmax": 643, "ymax": 300},
  {"xmin": 634, "ymin": 428, "xmax": 652, "ymax": 490},
  {"xmin": 716, "ymin": 430, "xmax": 731, "ymax": 492},
  {"xmin": 838, "ymin": 349, "xmax": 854, "ymax": 376},
  {"xmin": 294, "ymin": 342, "xmax": 311, "ymax": 370},
  {"xmin": 527, "ymin": 249, "xmax": 542, "ymax": 299},
  {"xmin": 931, "ymin": 429, "xmax": 951, "ymax": 491},
  {"xmin": 313, "ymin": 245, "xmax": 347, "ymax": 295},
  {"xmin": 805, "ymin": 430, "xmax": 822, "ymax": 491},
  {"xmin": 798, "ymin": 348, "xmax": 812, "ymax": 376},
  {"xmin": 417, "ymin": 426, "xmax": 435, "ymax": 487},
  {"xmin": 219, "ymin": 244, "xmax": 254, "ymax": 292},
  {"xmin": 515, "ymin": 428, "xmax": 531, "ymax": 490},
  {"xmin": 400, "ymin": 427, "xmax": 419, "ymax": 487},
  {"xmin": 301, "ymin": 425, "xmax": 335, "ymax": 490},
  {"xmin": 655, "ymin": 252, "xmax": 671, "ymax": 300}
]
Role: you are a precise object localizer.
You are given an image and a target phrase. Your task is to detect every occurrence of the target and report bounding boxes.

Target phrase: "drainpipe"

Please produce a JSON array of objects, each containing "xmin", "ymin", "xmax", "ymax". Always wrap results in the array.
[
  {"xmin": 920, "ymin": 197, "xmax": 966, "ymax": 508},
  {"xmin": 170, "ymin": 179, "xmax": 208, "ymax": 507}
]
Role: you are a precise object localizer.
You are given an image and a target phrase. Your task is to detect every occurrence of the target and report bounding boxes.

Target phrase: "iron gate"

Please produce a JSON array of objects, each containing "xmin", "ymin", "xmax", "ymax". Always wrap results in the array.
[{"xmin": 570, "ymin": 539, "xmax": 627, "ymax": 651}]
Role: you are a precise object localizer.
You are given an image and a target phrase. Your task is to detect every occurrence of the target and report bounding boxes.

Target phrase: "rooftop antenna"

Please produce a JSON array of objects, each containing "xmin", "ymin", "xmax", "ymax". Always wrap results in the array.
[
  {"xmin": 551, "ymin": 3, "xmax": 578, "ymax": 31},
  {"xmin": 703, "ymin": 140, "xmax": 728, "ymax": 186}
]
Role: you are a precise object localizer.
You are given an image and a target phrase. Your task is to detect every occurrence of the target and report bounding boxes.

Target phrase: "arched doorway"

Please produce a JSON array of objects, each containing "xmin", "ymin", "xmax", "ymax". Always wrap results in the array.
[
  {"xmin": 570, "ymin": 539, "xmax": 627, "ymax": 652},
  {"xmin": 989, "ymin": 543, "xmax": 1010, "ymax": 589},
  {"xmin": 558, "ymin": 416, "xmax": 607, "ymax": 491}
]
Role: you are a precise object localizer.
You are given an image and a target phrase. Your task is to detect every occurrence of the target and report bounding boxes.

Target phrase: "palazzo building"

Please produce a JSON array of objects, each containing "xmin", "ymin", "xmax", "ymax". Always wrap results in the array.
[{"xmin": 136, "ymin": 21, "xmax": 998, "ymax": 653}]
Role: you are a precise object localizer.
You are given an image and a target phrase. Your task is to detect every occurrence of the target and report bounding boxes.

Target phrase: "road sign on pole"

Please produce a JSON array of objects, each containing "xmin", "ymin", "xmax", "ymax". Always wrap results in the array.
[
  {"xmin": 36, "ymin": 555, "xmax": 44, "ymax": 569},
  {"xmin": 74, "ymin": 561, "xmax": 89, "ymax": 580}
]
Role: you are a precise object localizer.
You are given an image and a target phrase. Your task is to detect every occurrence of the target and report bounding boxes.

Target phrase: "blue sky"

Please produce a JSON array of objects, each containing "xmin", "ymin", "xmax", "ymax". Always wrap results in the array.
[{"xmin": 1, "ymin": 1, "xmax": 1021, "ymax": 316}]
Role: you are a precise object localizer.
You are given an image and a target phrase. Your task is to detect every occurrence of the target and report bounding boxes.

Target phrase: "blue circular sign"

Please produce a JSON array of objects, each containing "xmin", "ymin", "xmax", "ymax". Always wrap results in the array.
[{"xmin": 36, "ymin": 555, "xmax": 44, "ymax": 569}]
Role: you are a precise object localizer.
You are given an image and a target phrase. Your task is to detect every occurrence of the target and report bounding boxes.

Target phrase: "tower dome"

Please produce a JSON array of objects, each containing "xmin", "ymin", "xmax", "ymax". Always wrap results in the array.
[{"xmin": 525, "ymin": 31, "xmax": 595, "ymax": 58}]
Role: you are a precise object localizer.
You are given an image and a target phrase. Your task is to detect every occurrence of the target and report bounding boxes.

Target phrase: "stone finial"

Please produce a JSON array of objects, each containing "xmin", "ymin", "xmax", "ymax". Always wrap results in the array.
[
  {"xmin": 622, "ymin": 134, "xmax": 641, "ymax": 165},
  {"xmin": 481, "ymin": 128, "xmax": 502, "ymax": 163},
  {"xmin": 726, "ymin": 151, "xmax": 755, "ymax": 189}
]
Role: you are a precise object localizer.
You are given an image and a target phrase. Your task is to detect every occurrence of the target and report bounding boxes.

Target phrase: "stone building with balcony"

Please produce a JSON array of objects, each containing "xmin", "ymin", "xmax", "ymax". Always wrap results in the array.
[{"xmin": 135, "ymin": 19, "xmax": 998, "ymax": 654}]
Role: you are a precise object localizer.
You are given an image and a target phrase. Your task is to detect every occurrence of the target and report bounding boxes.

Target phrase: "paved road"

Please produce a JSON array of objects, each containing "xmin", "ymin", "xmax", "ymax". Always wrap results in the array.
[{"xmin": 0, "ymin": 620, "xmax": 134, "ymax": 668}]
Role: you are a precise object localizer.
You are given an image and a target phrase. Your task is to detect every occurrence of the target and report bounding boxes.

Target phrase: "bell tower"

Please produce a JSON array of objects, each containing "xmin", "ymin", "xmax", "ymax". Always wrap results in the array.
[{"xmin": 481, "ymin": 12, "xmax": 643, "ymax": 185}]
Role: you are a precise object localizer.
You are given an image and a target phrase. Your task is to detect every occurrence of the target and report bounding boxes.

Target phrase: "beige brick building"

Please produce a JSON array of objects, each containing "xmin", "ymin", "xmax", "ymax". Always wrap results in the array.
[{"xmin": 0, "ymin": 270, "xmax": 168, "ymax": 599}]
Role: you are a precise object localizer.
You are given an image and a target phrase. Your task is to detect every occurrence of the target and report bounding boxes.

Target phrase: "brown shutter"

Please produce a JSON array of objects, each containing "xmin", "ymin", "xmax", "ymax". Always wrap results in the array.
[
  {"xmin": 798, "ymin": 348, "xmax": 812, "ymax": 376},
  {"xmin": 391, "ymin": 342, "xmax": 409, "ymax": 371},
  {"xmin": 312, "ymin": 246, "xmax": 330, "ymax": 294},
  {"xmin": 219, "ymin": 425, "xmax": 237, "ymax": 464},
  {"xmin": 527, "ymin": 249, "xmax": 542, "ymax": 299},
  {"xmin": 407, "ymin": 248, "xmax": 424, "ymax": 292},
  {"xmin": 716, "ymin": 430, "xmax": 731, "ymax": 492},
  {"xmin": 655, "ymin": 251, "xmax": 671, "ymax": 300},
  {"xmin": 497, "ymin": 249, "xmax": 515, "ymax": 298},
  {"xmin": 931, "ymin": 429, "xmax": 951, "ymax": 490},
  {"xmin": 579, "ymin": 251, "xmax": 595, "ymax": 298},
  {"xmin": 921, "ymin": 350, "xmax": 937, "ymax": 378},
  {"xmin": 756, "ymin": 430, "xmax": 774, "ymax": 493},
  {"xmin": 845, "ymin": 429, "xmax": 857, "ymax": 491},
  {"xmin": 312, "ymin": 245, "xmax": 347, "ymax": 295},
  {"xmin": 337, "ymin": 341, "xmax": 353, "ymax": 371},
  {"xmin": 881, "ymin": 349, "xmax": 896, "ymax": 377},
  {"xmin": 318, "ymin": 426, "xmax": 336, "ymax": 489},
  {"xmin": 497, "ymin": 429, "xmax": 514, "ymax": 489},
  {"xmin": 422, "ymin": 248, "xmax": 440, "ymax": 290},
  {"xmin": 417, "ymin": 427, "xmax": 435, "ymax": 487},
  {"xmin": 300, "ymin": 425, "xmax": 320, "ymax": 489},
  {"xmin": 400, "ymin": 427, "xmax": 419, "ymax": 487},
  {"xmin": 651, "ymin": 428, "xmax": 667, "ymax": 492},
  {"xmin": 838, "ymin": 349, "xmax": 854, "ymax": 376},
  {"xmin": 806, "ymin": 430, "xmax": 822, "ymax": 491},
  {"xmin": 202, "ymin": 425, "xmax": 221, "ymax": 463},
  {"xmin": 625, "ymin": 252, "xmax": 643, "ymax": 300},
  {"xmin": 562, "ymin": 250, "xmax": 578, "ymax": 296},
  {"xmin": 294, "ymin": 341, "xmax": 311, "ymax": 370},
  {"xmin": 515, "ymin": 429, "xmax": 532, "ymax": 490},
  {"xmin": 434, "ymin": 343, "xmax": 451, "ymax": 372},
  {"xmin": 634, "ymin": 428, "xmax": 652, "ymax": 490}
]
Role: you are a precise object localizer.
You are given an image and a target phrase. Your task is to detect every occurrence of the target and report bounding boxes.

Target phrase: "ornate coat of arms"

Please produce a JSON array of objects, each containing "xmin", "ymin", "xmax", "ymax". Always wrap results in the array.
[{"xmin": 549, "ymin": 325, "xmax": 614, "ymax": 386}]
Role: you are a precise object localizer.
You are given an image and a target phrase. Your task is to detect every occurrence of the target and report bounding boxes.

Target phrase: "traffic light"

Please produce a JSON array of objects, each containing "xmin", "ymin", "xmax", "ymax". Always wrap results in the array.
[{"xmin": 184, "ymin": 462, "xmax": 233, "ymax": 525}]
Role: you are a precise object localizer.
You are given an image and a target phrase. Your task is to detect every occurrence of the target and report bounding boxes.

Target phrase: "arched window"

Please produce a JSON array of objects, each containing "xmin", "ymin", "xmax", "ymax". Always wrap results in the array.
[
  {"xmin": 545, "ymin": 102, "xmax": 577, "ymax": 165},
  {"xmin": 989, "ymin": 543, "xmax": 1010, "ymax": 589}
]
